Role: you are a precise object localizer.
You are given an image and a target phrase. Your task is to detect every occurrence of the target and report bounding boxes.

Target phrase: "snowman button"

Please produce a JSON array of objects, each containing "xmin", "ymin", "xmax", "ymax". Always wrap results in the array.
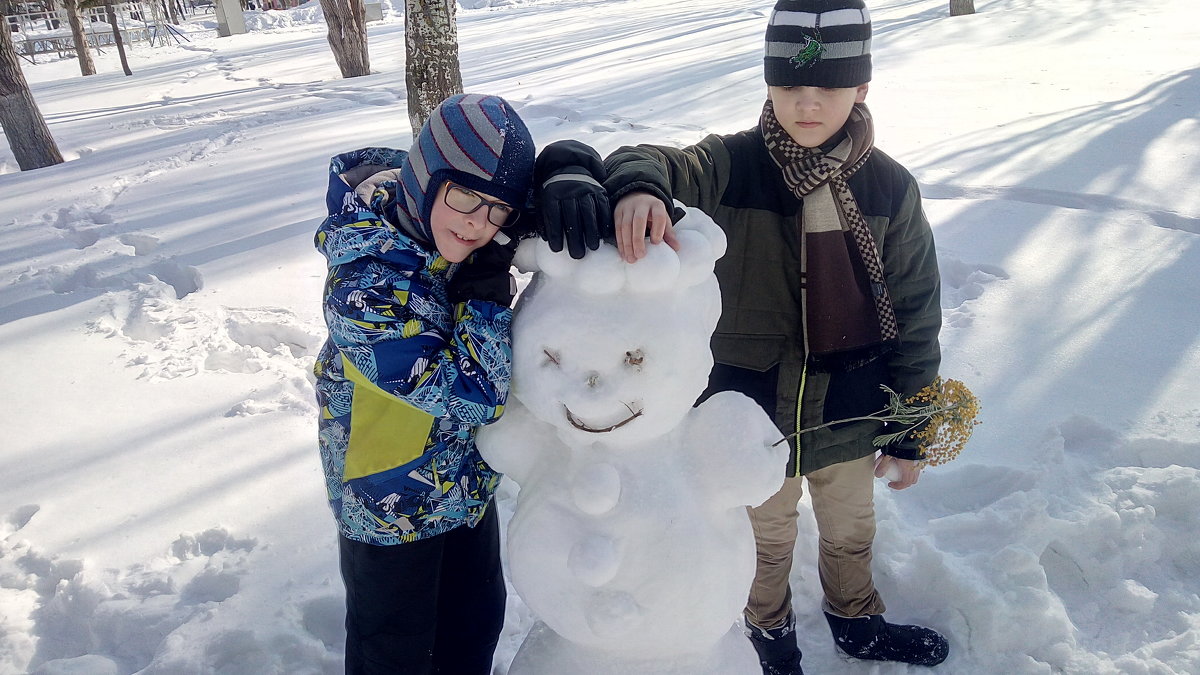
[{"xmin": 571, "ymin": 462, "xmax": 622, "ymax": 514}]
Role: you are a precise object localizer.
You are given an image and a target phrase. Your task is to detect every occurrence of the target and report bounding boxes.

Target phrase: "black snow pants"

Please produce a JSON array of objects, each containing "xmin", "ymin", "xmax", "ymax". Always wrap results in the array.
[{"xmin": 338, "ymin": 504, "xmax": 506, "ymax": 675}]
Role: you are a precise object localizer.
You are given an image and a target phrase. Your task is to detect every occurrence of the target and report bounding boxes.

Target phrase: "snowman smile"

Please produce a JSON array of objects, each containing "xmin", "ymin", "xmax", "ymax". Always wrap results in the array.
[{"xmin": 563, "ymin": 403, "xmax": 643, "ymax": 433}]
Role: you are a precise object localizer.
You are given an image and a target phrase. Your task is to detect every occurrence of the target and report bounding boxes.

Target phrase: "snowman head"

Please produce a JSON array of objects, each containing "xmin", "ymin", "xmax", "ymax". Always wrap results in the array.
[{"xmin": 509, "ymin": 204, "xmax": 727, "ymax": 445}]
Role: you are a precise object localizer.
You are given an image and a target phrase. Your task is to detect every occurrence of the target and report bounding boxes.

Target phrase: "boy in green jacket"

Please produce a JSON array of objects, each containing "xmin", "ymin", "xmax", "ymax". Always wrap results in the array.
[{"xmin": 545, "ymin": 1, "xmax": 951, "ymax": 672}]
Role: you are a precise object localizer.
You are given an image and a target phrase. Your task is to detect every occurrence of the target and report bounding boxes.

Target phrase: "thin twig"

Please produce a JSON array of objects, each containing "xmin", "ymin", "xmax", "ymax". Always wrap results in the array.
[
  {"xmin": 771, "ymin": 407, "xmax": 893, "ymax": 446},
  {"xmin": 768, "ymin": 404, "xmax": 964, "ymax": 447}
]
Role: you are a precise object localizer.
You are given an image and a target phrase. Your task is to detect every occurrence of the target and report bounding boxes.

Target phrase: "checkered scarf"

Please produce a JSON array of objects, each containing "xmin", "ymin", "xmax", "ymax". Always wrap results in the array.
[{"xmin": 760, "ymin": 99, "xmax": 899, "ymax": 366}]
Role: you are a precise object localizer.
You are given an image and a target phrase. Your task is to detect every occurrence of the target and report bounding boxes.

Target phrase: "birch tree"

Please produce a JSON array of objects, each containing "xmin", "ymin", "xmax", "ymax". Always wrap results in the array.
[
  {"xmin": 404, "ymin": 0, "xmax": 462, "ymax": 131},
  {"xmin": 64, "ymin": 0, "xmax": 97, "ymax": 76},
  {"xmin": 949, "ymin": 0, "xmax": 975, "ymax": 16},
  {"xmin": 79, "ymin": 0, "xmax": 133, "ymax": 75},
  {"xmin": 104, "ymin": 1, "xmax": 133, "ymax": 75},
  {"xmin": 0, "ymin": 23, "xmax": 65, "ymax": 170},
  {"xmin": 319, "ymin": 0, "xmax": 370, "ymax": 78}
]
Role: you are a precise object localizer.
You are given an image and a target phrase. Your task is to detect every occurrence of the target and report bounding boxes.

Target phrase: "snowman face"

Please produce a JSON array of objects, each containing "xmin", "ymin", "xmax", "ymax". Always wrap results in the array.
[{"xmin": 511, "ymin": 286, "xmax": 714, "ymax": 445}]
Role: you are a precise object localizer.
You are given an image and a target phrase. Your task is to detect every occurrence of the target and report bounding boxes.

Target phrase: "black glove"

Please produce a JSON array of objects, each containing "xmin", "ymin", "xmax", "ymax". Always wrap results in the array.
[
  {"xmin": 535, "ymin": 140, "xmax": 613, "ymax": 259},
  {"xmin": 446, "ymin": 233, "xmax": 519, "ymax": 307}
]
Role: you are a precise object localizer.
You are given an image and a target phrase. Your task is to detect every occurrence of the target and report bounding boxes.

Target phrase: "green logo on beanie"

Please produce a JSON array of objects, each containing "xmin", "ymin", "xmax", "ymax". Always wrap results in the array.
[{"xmin": 789, "ymin": 34, "xmax": 825, "ymax": 69}]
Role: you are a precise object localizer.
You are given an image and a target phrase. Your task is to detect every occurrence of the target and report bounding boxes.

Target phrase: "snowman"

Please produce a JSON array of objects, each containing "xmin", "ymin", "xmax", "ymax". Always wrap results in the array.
[{"xmin": 478, "ymin": 204, "xmax": 789, "ymax": 674}]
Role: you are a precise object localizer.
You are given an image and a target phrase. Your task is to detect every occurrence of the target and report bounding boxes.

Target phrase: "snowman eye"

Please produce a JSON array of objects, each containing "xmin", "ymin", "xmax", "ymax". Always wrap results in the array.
[
  {"xmin": 543, "ymin": 349, "xmax": 561, "ymax": 367},
  {"xmin": 624, "ymin": 349, "xmax": 644, "ymax": 371}
]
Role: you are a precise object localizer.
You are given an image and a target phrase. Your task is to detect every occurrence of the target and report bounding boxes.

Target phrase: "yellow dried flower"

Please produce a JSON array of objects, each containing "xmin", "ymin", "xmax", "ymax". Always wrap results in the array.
[
  {"xmin": 871, "ymin": 377, "xmax": 981, "ymax": 466},
  {"xmin": 778, "ymin": 377, "xmax": 981, "ymax": 467}
]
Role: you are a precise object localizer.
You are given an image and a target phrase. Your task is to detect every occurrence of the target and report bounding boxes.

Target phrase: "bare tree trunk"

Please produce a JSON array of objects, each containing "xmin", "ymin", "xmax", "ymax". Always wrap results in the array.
[
  {"xmin": 949, "ymin": 0, "xmax": 975, "ymax": 16},
  {"xmin": 404, "ymin": 0, "xmax": 461, "ymax": 132},
  {"xmin": 64, "ymin": 0, "xmax": 97, "ymax": 76},
  {"xmin": 0, "ymin": 24, "xmax": 65, "ymax": 170},
  {"xmin": 104, "ymin": 1, "xmax": 132, "ymax": 76},
  {"xmin": 163, "ymin": 0, "xmax": 180, "ymax": 24},
  {"xmin": 319, "ymin": 0, "xmax": 370, "ymax": 78}
]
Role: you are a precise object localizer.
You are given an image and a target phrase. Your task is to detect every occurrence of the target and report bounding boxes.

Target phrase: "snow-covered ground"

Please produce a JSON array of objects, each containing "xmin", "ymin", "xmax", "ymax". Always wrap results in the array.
[{"xmin": 1, "ymin": 0, "xmax": 1198, "ymax": 673}]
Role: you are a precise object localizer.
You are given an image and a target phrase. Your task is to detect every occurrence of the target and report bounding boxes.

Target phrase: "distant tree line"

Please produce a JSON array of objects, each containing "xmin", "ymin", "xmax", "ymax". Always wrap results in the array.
[{"xmin": 4, "ymin": 0, "xmax": 981, "ymax": 173}]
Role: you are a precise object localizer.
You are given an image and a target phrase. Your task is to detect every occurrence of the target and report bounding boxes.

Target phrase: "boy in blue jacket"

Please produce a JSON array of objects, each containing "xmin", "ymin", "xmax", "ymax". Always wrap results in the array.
[{"xmin": 313, "ymin": 94, "xmax": 532, "ymax": 675}]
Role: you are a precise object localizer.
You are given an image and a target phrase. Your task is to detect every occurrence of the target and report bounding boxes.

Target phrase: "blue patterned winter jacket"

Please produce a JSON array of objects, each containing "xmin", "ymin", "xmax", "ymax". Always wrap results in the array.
[{"xmin": 313, "ymin": 148, "xmax": 509, "ymax": 545}]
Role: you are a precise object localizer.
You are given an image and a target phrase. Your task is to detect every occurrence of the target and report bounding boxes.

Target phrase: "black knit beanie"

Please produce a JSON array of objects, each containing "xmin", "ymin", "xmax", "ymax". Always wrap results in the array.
[{"xmin": 764, "ymin": 0, "xmax": 872, "ymax": 88}]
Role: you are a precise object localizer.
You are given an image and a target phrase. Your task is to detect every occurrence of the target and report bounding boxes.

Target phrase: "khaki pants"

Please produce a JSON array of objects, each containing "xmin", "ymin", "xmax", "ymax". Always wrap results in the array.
[{"xmin": 745, "ymin": 454, "xmax": 886, "ymax": 629}]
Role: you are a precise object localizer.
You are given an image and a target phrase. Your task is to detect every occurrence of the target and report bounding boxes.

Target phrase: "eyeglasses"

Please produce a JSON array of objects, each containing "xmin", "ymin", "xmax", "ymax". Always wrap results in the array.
[{"xmin": 443, "ymin": 183, "xmax": 519, "ymax": 228}]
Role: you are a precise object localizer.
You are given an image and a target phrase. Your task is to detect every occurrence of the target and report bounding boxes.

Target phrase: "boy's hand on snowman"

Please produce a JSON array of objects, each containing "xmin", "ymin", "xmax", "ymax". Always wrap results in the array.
[
  {"xmin": 874, "ymin": 453, "xmax": 921, "ymax": 490},
  {"xmin": 535, "ymin": 140, "xmax": 613, "ymax": 260},
  {"xmin": 614, "ymin": 192, "xmax": 681, "ymax": 263}
]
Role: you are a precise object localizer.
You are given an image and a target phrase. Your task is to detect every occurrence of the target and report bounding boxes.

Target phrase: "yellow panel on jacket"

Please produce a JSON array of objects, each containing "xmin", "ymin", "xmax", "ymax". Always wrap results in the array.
[{"xmin": 341, "ymin": 354, "xmax": 434, "ymax": 482}]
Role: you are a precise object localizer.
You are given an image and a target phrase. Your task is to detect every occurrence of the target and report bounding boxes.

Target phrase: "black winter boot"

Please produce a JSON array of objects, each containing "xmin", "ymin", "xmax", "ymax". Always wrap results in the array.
[
  {"xmin": 823, "ymin": 611, "xmax": 949, "ymax": 666},
  {"xmin": 746, "ymin": 612, "xmax": 804, "ymax": 675}
]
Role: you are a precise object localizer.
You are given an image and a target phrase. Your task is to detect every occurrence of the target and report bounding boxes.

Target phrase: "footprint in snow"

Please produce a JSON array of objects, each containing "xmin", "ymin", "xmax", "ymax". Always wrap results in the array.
[
  {"xmin": 1059, "ymin": 413, "xmax": 1200, "ymax": 471},
  {"xmin": 300, "ymin": 595, "xmax": 346, "ymax": 649},
  {"xmin": 2, "ymin": 503, "xmax": 40, "ymax": 538},
  {"xmin": 46, "ymin": 205, "xmax": 114, "ymax": 250},
  {"xmin": 118, "ymin": 233, "xmax": 160, "ymax": 256},
  {"xmin": 938, "ymin": 257, "xmax": 1008, "ymax": 328},
  {"xmin": 7, "ymin": 526, "xmax": 263, "ymax": 674}
]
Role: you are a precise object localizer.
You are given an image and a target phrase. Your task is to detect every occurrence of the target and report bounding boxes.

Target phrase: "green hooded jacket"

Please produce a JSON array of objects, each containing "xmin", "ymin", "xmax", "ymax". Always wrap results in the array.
[{"xmin": 604, "ymin": 128, "xmax": 941, "ymax": 476}]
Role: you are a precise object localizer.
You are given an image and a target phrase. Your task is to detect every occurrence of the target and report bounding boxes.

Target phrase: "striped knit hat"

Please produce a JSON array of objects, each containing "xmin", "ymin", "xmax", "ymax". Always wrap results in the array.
[
  {"xmin": 399, "ymin": 93, "xmax": 535, "ymax": 243},
  {"xmin": 764, "ymin": 0, "xmax": 872, "ymax": 88}
]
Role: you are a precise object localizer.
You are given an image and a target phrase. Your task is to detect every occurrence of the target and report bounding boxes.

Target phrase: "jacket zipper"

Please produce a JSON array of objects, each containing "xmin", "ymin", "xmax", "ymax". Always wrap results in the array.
[
  {"xmin": 796, "ymin": 205, "xmax": 809, "ymax": 476},
  {"xmin": 794, "ymin": 365, "xmax": 807, "ymax": 473}
]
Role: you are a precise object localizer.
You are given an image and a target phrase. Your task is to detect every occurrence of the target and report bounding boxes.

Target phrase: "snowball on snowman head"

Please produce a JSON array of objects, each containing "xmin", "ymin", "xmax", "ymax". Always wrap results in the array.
[{"xmin": 510, "ymin": 204, "xmax": 728, "ymax": 446}]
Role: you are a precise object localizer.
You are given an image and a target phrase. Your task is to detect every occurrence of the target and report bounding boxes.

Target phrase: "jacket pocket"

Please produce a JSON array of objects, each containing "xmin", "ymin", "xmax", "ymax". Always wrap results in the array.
[
  {"xmin": 711, "ymin": 333, "xmax": 787, "ymax": 372},
  {"xmin": 824, "ymin": 356, "xmax": 890, "ymax": 425},
  {"xmin": 341, "ymin": 355, "xmax": 435, "ymax": 481}
]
